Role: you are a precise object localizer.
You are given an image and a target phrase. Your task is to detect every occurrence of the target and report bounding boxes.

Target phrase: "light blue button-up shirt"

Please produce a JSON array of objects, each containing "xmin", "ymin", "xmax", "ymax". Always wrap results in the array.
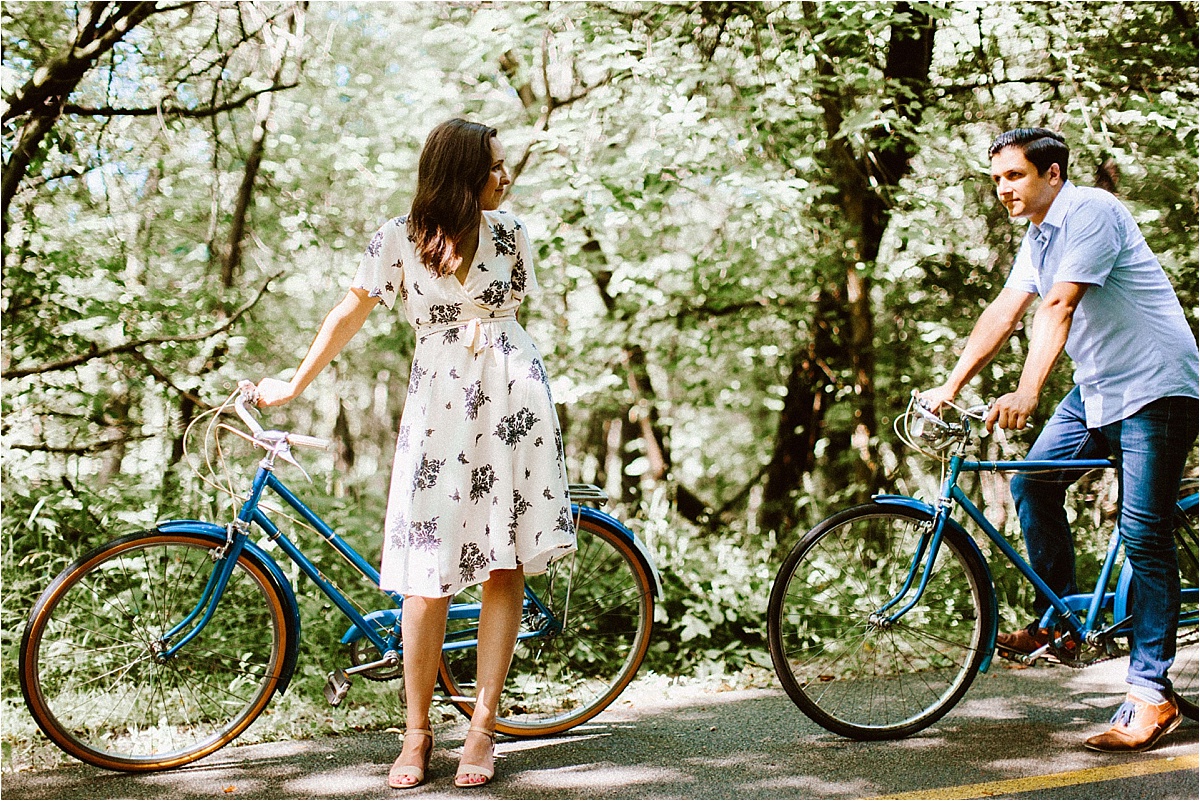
[{"xmin": 1004, "ymin": 181, "xmax": 1199, "ymax": 427}]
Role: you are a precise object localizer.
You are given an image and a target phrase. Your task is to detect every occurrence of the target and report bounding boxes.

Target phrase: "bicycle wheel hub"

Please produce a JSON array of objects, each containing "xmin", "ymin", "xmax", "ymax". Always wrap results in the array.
[{"xmin": 867, "ymin": 612, "xmax": 894, "ymax": 630}]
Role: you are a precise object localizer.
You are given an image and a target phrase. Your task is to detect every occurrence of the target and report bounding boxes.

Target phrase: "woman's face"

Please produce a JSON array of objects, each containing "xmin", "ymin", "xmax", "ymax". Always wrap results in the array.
[{"xmin": 478, "ymin": 137, "xmax": 510, "ymax": 211}]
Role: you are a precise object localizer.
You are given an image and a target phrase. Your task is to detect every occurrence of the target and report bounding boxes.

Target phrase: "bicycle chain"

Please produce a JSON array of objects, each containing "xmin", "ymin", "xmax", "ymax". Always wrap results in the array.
[
  {"xmin": 1049, "ymin": 627, "xmax": 1198, "ymax": 669},
  {"xmin": 1054, "ymin": 649, "xmax": 1123, "ymax": 669}
]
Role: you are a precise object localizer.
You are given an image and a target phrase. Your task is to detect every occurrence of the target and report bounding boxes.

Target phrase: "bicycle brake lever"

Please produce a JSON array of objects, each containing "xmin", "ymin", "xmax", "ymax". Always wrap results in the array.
[{"xmin": 275, "ymin": 445, "xmax": 313, "ymax": 483}]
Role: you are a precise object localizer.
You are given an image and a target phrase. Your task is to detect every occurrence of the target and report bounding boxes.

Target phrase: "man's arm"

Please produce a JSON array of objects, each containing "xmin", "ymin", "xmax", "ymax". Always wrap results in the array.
[
  {"xmin": 986, "ymin": 280, "xmax": 1089, "ymax": 431},
  {"xmin": 920, "ymin": 286, "xmax": 1037, "ymax": 412}
]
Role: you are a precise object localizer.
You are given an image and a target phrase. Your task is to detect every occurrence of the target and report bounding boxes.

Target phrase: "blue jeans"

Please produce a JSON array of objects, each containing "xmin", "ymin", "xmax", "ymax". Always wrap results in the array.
[{"xmin": 1010, "ymin": 387, "xmax": 1198, "ymax": 695}]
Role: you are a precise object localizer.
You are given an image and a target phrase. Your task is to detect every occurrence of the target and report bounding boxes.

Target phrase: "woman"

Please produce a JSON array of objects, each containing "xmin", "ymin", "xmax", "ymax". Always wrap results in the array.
[{"xmin": 255, "ymin": 118, "xmax": 576, "ymax": 789}]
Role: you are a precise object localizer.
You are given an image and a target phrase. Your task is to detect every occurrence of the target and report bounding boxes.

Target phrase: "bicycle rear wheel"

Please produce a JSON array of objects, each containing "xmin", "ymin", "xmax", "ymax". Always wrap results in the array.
[
  {"xmin": 1173, "ymin": 491, "xmax": 1198, "ymax": 719},
  {"xmin": 437, "ymin": 515, "xmax": 654, "ymax": 737},
  {"xmin": 767, "ymin": 503, "xmax": 994, "ymax": 740},
  {"xmin": 20, "ymin": 531, "xmax": 289, "ymax": 771}
]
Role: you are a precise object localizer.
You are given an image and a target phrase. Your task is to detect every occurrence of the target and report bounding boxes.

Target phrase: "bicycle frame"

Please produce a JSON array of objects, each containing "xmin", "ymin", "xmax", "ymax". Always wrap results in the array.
[
  {"xmin": 157, "ymin": 454, "xmax": 660, "ymax": 669},
  {"xmin": 882, "ymin": 451, "xmax": 1199, "ymax": 656}
]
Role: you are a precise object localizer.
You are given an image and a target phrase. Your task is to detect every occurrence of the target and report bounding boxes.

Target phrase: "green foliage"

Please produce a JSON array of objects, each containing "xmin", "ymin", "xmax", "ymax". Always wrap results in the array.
[
  {"xmin": 634, "ymin": 489, "xmax": 776, "ymax": 677},
  {"xmin": 3, "ymin": 0, "xmax": 1197, "ymax": 759}
]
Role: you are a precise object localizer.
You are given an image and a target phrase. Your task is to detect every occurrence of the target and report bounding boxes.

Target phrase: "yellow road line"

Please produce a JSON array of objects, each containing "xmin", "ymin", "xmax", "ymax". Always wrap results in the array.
[{"xmin": 873, "ymin": 753, "xmax": 1199, "ymax": 800}]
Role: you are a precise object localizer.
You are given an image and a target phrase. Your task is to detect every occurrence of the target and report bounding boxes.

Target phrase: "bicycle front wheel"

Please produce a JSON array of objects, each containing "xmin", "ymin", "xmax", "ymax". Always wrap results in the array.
[
  {"xmin": 767, "ymin": 503, "xmax": 994, "ymax": 740},
  {"xmin": 1173, "ymin": 492, "xmax": 1198, "ymax": 719},
  {"xmin": 437, "ymin": 515, "xmax": 654, "ymax": 737},
  {"xmin": 20, "ymin": 531, "xmax": 289, "ymax": 771}
]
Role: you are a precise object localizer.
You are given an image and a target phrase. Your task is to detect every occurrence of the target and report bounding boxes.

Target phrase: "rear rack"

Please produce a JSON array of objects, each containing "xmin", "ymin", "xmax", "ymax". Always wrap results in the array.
[{"xmin": 567, "ymin": 483, "xmax": 608, "ymax": 505}]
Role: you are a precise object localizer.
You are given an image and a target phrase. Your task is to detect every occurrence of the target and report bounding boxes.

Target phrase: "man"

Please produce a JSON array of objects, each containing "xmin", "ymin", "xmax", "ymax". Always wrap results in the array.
[{"xmin": 920, "ymin": 127, "xmax": 1199, "ymax": 752}]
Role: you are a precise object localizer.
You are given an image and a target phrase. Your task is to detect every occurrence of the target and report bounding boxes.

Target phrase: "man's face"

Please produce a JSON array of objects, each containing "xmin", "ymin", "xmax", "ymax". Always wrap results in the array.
[{"xmin": 989, "ymin": 146, "xmax": 1062, "ymax": 226}]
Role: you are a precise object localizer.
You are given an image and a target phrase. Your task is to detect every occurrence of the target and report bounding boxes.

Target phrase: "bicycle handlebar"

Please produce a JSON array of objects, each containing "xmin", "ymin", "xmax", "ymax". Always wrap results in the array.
[
  {"xmin": 903, "ymin": 394, "xmax": 993, "ymax": 453},
  {"xmin": 234, "ymin": 381, "xmax": 333, "ymax": 452}
]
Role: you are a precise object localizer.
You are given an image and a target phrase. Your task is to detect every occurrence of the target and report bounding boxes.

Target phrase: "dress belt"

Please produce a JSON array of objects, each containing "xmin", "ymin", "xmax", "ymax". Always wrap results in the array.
[{"xmin": 417, "ymin": 313, "xmax": 518, "ymax": 356}]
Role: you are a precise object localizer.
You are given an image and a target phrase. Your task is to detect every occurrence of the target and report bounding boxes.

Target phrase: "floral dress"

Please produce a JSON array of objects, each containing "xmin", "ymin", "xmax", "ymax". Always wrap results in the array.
[{"xmin": 351, "ymin": 209, "xmax": 576, "ymax": 597}]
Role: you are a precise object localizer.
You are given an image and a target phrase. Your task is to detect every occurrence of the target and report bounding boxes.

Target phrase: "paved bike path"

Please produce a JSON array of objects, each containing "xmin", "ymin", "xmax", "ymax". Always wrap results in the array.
[{"xmin": 4, "ymin": 660, "xmax": 1198, "ymax": 800}]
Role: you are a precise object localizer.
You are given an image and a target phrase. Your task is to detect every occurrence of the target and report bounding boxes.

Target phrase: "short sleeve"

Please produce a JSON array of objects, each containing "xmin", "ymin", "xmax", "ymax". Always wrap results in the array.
[
  {"xmin": 350, "ymin": 217, "xmax": 406, "ymax": 309},
  {"xmin": 511, "ymin": 217, "xmax": 539, "ymax": 300},
  {"xmin": 1004, "ymin": 237, "xmax": 1039, "ymax": 295},
  {"xmin": 1052, "ymin": 199, "xmax": 1121, "ymax": 287}
]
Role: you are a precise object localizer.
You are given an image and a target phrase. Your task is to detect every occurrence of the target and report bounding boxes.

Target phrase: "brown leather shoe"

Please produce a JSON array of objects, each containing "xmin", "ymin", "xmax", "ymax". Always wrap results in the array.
[
  {"xmin": 1083, "ymin": 694, "xmax": 1181, "ymax": 753},
  {"xmin": 995, "ymin": 623, "xmax": 1050, "ymax": 655}
]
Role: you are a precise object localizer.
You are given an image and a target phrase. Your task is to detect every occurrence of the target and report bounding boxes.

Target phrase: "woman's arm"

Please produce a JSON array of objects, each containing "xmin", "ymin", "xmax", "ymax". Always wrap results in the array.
[{"xmin": 256, "ymin": 287, "xmax": 378, "ymax": 406}]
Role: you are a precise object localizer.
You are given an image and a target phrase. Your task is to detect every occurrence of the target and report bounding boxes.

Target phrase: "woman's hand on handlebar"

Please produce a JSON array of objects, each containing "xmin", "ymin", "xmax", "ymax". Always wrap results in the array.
[{"xmin": 253, "ymin": 377, "xmax": 299, "ymax": 407}]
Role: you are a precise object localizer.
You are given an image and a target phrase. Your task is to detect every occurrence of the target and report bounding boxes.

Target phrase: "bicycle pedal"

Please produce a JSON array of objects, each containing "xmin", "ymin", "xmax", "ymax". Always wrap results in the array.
[
  {"xmin": 995, "ymin": 646, "xmax": 1053, "ymax": 667},
  {"xmin": 324, "ymin": 668, "xmax": 352, "ymax": 706}
]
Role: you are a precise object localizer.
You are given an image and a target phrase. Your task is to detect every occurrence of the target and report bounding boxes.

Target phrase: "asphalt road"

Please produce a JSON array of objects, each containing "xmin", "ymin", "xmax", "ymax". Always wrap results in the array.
[{"xmin": 3, "ymin": 658, "xmax": 1198, "ymax": 800}]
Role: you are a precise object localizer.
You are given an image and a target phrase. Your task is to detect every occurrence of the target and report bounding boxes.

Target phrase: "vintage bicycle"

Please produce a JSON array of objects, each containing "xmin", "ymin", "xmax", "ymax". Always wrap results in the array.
[
  {"xmin": 767, "ymin": 395, "xmax": 1198, "ymax": 740},
  {"xmin": 20, "ymin": 384, "xmax": 660, "ymax": 772}
]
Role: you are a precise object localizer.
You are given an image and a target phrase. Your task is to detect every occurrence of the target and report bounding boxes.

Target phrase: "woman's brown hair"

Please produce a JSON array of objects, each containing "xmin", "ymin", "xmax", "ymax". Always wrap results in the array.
[{"xmin": 408, "ymin": 118, "xmax": 498, "ymax": 277}]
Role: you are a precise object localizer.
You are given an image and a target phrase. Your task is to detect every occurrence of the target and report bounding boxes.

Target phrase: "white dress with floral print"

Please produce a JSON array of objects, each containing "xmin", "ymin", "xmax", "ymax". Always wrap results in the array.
[{"xmin": 351, "ymin": 209, "xmax": 576, "ymax": 597}]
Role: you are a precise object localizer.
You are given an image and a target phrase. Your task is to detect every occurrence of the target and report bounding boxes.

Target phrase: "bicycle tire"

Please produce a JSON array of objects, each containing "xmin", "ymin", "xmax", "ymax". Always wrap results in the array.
[
  {"xmin": 20, "ymin": 531, "xmax": 289, "ymax": 772},
  {"xmin": 437, "ymin": 514, "xmax": 654, "ymax": 737},
  {"xmin": 1172, "ymin": 491, "xmax": 1198, "ymax": 719},
  {"xmin": 767, "ymin": 502, "xmax": 994, "ymax": 740}
]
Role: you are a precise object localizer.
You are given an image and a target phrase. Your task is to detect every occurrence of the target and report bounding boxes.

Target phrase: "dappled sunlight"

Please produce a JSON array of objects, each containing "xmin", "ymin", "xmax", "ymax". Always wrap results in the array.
[
  {"xmin": 514, "ymin": 760, "xmax": 688, "ymax": 791},
  {"xmin": 281, "ymin": 765, "xmax": 394, "ymax": 797},
  {"xmin": 496, "ymin": 730, "xmax": 615, "ymax": 754},
  {"xmin": 3, "ymin": 2, "xmax": 1198, "ymax": 797}
]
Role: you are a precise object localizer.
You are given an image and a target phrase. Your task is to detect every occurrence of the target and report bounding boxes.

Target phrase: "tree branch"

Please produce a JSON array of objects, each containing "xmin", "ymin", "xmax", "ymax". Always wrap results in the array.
[
  {"xmin": 60, "ymin": 82, "xmax": 299, "ymax": 118},
  {"xmin": 5, "ymin": 270, "xmax": 282, "ymax": 378},
  {"xmin": 128, "ymin": 349, "xmax": 210, "ymax": 408},
  {"xmin": 2, "ymin": 2, "xmax": 184, "ymax": 229},
  {"xmin": 2, "ymin": 2, "xmax": 171, "ymax": 122},
  {"xmin": 7, "ymin": 433, "xmax": 152, "ymax": 455}
]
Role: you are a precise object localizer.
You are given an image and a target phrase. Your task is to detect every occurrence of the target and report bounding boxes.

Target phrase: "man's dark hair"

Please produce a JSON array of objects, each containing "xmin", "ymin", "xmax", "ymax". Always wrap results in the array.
[{"xmin": 989, "ymin": 128, "xmax": 1069, "ymax": 180}]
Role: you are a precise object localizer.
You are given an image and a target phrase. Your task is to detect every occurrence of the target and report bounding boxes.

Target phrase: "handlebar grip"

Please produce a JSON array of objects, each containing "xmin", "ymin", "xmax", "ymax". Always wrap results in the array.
[
  {"xmin": 233, "ymin": 393, "xmax": 265, "ymax": 435},
  {"xmin": 287, "ymin": 433, "xmax": 333, "ymax": 451}
]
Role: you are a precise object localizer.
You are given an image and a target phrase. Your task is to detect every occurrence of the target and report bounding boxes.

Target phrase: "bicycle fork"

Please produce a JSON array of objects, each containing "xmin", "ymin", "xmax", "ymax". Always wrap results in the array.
[
  {"xmin": 870, "ymin": 509, "xmax": 950, "ymax": 630},
  {"xmin": 152, "ymin": 521, "xmax": 252, "ymax": 661}
]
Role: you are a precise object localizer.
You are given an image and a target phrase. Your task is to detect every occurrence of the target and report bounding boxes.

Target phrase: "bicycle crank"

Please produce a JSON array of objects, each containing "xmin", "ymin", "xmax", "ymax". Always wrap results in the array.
[{"xmin": 1050, "ymin": 626, "xmax": 1127, "ymax": 669}]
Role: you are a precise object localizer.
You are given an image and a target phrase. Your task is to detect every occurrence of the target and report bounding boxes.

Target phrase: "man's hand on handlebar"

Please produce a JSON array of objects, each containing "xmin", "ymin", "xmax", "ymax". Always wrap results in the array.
[
  {"xmin": 914, "ymin": 385, "xmax": 956, "ymax": 415},
  {"xmin": 985, "ymin": 390, "xmax": 1038, "ymax": 433}
]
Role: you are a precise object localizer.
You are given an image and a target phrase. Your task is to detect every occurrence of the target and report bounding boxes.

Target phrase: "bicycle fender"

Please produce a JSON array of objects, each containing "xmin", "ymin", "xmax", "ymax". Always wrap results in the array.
[
  {"xmin": 871, "ymin": 495, "xmax": 1000, "ymax": 672},
  {"xmin": 575, "ymin": 505, "xmax": 665, "ymax": 599},
  {"xmin": 154, "ymin": 520, "xmax": 301, "ymax": 695}
]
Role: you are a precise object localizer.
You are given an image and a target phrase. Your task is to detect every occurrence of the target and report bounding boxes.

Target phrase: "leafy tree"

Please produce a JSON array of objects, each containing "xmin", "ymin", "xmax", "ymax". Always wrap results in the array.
[{"xmin": 3, "ymin": 1, "xmax": 1196, "ymax": 757}]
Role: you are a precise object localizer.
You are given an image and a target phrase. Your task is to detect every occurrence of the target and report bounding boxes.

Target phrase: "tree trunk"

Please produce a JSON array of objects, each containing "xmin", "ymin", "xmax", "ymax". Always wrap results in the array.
[
  {"xmin": 758, "ymin": 288, "xmax": 839, "ymax": 537},
  {"xmin": 758, "ymin": 3, "xmax": 937, "ymax": 529},
  {"xmin": 221, "ymin": 4, "xmax": 302, "ymax": 288}
]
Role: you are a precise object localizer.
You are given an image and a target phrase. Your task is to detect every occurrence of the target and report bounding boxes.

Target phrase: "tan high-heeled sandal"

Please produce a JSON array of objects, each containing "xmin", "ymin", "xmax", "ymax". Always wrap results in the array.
[
  {"xmin": 454, "ymin": 726, "xmax": 496, "ymax": 788},
  {"xmin": 388, "ymin": 728, "xmax": 433, "ymax": 789}
]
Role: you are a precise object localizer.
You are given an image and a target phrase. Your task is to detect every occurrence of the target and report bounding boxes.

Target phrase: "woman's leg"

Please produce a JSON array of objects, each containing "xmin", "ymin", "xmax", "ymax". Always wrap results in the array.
[
  {"xmin": 458, "ymin": 566, "xmax": 524, "ymax": 784},
  {"xmin": 393, "ymin": 594, "xmax": 451, "ymax": 780}
]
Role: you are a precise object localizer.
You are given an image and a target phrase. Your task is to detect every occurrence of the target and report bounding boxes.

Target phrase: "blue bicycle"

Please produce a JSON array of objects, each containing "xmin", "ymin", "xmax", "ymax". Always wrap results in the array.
[
  {"xmin": 767, "ymin": 396, "xmax": 1198, "ymax": 739},
  {"xmin": 19, "ymin": 386, "xmax": 660, "ymax": 771}
]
